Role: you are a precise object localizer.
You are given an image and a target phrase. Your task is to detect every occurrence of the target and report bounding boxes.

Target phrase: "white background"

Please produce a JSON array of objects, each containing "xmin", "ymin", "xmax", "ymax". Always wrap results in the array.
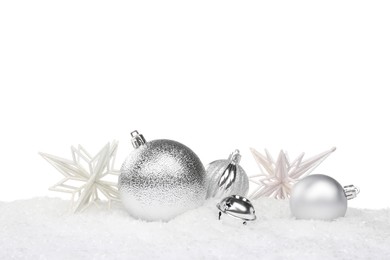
[{"xmin": 0, "ymin": 1, "xmax": 389, "ymax": 209}]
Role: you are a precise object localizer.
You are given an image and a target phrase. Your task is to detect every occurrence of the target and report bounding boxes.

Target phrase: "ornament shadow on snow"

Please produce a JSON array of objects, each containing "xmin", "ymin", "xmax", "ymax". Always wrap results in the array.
[
  {"xmin": 217, "ymin": 195, "xmax": 256, "ymax": 225},
  {"xmin": 249, "ymin": 147, "xmax": 337, "ymax": 200},
  {"xmin": 290, "ymin": 174, "xmax": 360, "ymax": 220},
  {"xmin": 39, "ymin": 141, "xmax": 120, "ymax": 213},
  {"xmin": 206, "ymin": 150, "xmax": 249, "ymax": 199}
]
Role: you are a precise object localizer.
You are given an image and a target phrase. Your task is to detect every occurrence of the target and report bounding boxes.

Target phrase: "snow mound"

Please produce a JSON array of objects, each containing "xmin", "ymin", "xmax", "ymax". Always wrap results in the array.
[{"xmin": 1, "ymin": 197, "xmax": 389, "ymax": 259}]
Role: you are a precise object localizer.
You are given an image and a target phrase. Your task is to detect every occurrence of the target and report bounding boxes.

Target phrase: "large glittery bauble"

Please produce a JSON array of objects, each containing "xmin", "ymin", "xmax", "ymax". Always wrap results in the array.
[
  {"xmin": 290, "ymin": 174, "xmax": 348, "ymax": 220},
  {"xmin": 205, "ymin": 150, "xmax": 249, "ymax": 199},
  {"xmin": 119, "ymin": 139, "xmax": 206, "ymax": 221}
]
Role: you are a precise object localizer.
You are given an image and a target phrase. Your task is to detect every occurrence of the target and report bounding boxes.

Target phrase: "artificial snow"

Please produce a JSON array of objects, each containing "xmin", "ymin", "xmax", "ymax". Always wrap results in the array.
[{"xmin": 1, "ymin": 198, "xmax": 389, "ymax": 260}]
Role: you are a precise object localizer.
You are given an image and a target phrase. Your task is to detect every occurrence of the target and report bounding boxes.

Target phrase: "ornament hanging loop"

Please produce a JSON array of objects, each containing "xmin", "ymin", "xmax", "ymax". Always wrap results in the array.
[
  {"xmin": 228, "ymin": 149, "xmax": 241, "ymax": 165},
  {"xmin": 131, "ymin": 130, "xmax": 146, "ymax": 149},
  {"xmin": 344, "ymin": 185, "xmax": 360, "ymax": 200}
]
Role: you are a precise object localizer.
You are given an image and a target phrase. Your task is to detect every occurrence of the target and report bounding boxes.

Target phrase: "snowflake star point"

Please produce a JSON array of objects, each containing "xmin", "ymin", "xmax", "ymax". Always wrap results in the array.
[
  {"xmin": 40, "ymin": 141, "xmax": 120, "ymax": 213},
  {"xmin": 249, "ymin": 147, "xmax": 336, "ymax": 200}
]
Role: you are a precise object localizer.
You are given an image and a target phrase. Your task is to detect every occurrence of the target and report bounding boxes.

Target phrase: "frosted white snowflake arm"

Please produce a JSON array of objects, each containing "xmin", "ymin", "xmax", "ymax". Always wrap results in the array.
[
  {"xmin": 39, "ymin": 141, "xmax": 120, "ymax": 213},
  {"xmin": 249, "ymin": 148, "xmax": 274, "ymax": 178},
  {"xmin": 289, "ymin": 147, "xmax": 336, "ymax": 179},
  {"xmin": 249, "ymin": 147, "xmax": 336, "ymax": 200}
]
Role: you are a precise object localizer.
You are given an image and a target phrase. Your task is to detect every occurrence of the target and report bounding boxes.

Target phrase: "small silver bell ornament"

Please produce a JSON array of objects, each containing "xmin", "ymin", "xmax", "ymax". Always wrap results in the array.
[
  {"xmin": 217, "ymin": 195, "xmax": 256, "ymax": 225},
  {"xmin": 119, "ymin": 130, "xmax": 207, "ymax": 221},
  {"xmin": 206, "ymin": 150, "xmax": 249, "ymax": 199},
  {"xmin": 290, "ymin": 174, "xmax": 360, "ymax": 220}
]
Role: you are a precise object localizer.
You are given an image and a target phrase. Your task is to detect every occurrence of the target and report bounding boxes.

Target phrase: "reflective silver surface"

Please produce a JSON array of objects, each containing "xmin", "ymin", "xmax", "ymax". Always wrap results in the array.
[
  {"xmin": 119, "ymin": 131, "xmax": 206, "ymax": 221},
  {"xmin": 206, "ymin": 150, "xmax": 249, "ymax": 199},
  {"xmin": 130, "ymin": 130, "xmax": 146, "ymax": 148},
  {"xmin": 344, "ymin": 185, "xmax": 360, "ymax": 200},
  {"xmin": 217, "ymin": 195, "xmax": 256, "ymax": 224},
  {"xmin": 290, "ymin": 174, "xmax": 355, "ymax": 220}
]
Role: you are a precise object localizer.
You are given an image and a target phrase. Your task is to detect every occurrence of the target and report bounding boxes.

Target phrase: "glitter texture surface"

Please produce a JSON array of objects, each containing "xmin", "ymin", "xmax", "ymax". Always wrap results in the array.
[
  {"xmin": 206, "ymin": 160, "xmax": 249, "ymax": 199},
  {"xmin": 119, "ymin": 139, "xmax": 206, "ymax": 221}
]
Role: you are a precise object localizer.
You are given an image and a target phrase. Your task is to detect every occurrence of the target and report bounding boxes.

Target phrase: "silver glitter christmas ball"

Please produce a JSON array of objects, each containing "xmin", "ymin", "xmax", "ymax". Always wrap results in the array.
[
  {"xmin": 119, "ymin": 131, "xmax": 207, "ymax": 221},
  {"xmin": 206, "ymin": 150, "xmax": 249, "ymax": 199},
  {"xmin": 290, "ymin": 174, "xmax": 359, "ymax": 220}
]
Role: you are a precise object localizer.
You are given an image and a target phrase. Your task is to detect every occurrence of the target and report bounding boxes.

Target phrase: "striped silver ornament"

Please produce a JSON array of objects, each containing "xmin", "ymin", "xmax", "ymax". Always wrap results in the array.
[{"xmin": 205, "ymin": 150, "xmax": 249, "ymax": 199}]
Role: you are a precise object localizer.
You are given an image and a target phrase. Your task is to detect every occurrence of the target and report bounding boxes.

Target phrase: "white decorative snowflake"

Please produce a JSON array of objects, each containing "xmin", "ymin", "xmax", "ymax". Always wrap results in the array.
[
  {"xmin": 39, "ymin": 141, "xmax": 120, "ymax": 213},
  {"xmin": 249, "ymin": 147, "xmax": 336, "ymax": 200}
]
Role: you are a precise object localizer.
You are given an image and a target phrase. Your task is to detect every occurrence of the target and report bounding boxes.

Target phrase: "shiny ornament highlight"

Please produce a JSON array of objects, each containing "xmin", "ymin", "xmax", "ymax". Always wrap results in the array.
[
  {"xmin": 217, "ymin": 195, "xmax": 256, "ymax": 225},
  {"xmin": 206, "ymin": 150, "xmax": 249, "ymax": 199},
  {"xmin": 119, "ymin": 131, "xmax": 207, "ymax": 221},
  {"xmin": 290, "ymin": 174, "xmax": 359, "ymax": 220}
]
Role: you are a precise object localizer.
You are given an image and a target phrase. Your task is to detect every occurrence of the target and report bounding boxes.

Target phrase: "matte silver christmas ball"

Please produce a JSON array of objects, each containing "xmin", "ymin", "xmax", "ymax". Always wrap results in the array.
[
  {"xmin": 290, "ymin": 174, "xmax": 359, "ymax": 220},
  {"xmin": 119, "ymin": 131, "xmax": 207, "ymax": 221},
  {"xmin": 205, "ymin": 150, "xmax": 249, "ymax": 199}
]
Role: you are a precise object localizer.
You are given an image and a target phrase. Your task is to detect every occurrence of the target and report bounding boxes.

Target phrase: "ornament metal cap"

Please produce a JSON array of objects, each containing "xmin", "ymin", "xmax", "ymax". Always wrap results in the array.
[
  {"xmin": 131, "ymin": 130, "xmax": 146, "ymax": 149},
  {"xmin": 228, "ymin": 149, "xmax": 241, "ymax": 165},
  {"xmin": 217, "ymin": 195, "xmax": 256, "ymax": 225},
  {"xmin": 344, "ymin": 185, "xmax": 360, "ymax": 200}
]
